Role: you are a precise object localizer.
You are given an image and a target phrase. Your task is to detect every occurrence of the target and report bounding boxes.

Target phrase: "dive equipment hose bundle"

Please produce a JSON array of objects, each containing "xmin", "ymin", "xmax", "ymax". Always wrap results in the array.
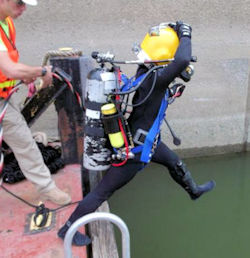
[{"xmin": 2, "ymin": 142, "xmax": 64, "ymax": 184}]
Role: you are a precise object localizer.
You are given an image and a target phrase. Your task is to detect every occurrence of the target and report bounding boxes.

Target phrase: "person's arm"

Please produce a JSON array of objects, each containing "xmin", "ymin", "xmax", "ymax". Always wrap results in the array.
[{"xmin": 0, "ymin": 51, "xmax": 52, "ymax": 86}]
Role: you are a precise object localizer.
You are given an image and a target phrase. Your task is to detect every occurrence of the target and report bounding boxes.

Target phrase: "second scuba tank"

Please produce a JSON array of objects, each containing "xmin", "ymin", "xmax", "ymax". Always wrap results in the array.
[
  {"xmin": 101, "ymin": 103, "xmax": 124, "ymax": 149},
  {"xmin": 83, "ymin": 68, "xmax": 116, "ymax": 171}
]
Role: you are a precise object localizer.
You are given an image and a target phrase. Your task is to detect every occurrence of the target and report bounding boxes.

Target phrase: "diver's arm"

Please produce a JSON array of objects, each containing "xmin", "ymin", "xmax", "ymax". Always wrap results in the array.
[{"xmin": 157, "ymin": 36, "xmax": 192, "ymax": 86}]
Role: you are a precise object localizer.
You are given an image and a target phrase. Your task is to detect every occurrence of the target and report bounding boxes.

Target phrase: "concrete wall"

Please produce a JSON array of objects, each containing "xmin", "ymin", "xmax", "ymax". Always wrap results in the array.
[{"xmin": 14, "ymin": 0, "xmax": 250, "ymax": 158}]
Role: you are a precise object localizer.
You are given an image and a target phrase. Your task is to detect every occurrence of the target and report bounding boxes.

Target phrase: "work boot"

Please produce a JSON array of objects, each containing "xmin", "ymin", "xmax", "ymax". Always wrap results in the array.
[
  {"xmin": 188, "ymin": 180, "xmax": 215, "ymax": 200},
  {"xmin": 58, "ymin": 221, "xmax": 92, "ymax": 246},
  {"xmin": 169, "ymin": 160, "xmax": 215, "ymax": 200},
  {"xmin": 41, "ymin": 186, "xmax": 71, "ymax": 205}
]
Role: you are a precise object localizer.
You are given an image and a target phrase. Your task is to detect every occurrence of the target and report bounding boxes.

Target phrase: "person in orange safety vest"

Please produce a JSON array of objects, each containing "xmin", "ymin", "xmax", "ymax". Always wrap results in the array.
[{"xmin": 0, "ymin": 0, "xmax": 71, "ymax": 205}]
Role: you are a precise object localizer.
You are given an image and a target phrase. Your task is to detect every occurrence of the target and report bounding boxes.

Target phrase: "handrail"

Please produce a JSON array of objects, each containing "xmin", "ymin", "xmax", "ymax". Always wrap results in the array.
[{"xmin": 64, "ymin": 212, "xmax": 131, "ymax": 258}]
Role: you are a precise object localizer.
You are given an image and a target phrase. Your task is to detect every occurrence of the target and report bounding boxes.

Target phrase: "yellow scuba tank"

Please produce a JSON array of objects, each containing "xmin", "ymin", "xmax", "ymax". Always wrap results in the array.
[{"xmin": 101, "ymin": 103, "xmax": 125, "ymax": 148}]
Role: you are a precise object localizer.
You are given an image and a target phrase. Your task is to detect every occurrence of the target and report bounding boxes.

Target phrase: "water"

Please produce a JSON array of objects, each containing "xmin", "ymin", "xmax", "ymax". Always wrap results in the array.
[{"xmin": 109, "ymin": 152, "xmax": 250, "ymax": 258}]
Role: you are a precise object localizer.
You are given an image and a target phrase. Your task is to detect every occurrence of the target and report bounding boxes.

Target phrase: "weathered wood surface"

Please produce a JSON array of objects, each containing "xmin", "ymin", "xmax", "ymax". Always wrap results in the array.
[
  {"xmin": 21, "ymin": 79, "xmax": 67, "ymax": 128},
  {"xmin": 88, "ymin": 170, "xmax": 119, "ymax": 258}
]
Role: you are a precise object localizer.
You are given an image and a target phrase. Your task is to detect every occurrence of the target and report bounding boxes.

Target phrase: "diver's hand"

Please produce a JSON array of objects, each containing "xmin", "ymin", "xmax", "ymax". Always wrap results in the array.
[
  {"xmin": 175, "ymin": 21, "xmax": 192, "ymax": 39},
  {"xmin": 168, "ymin": 22, "xmax": 177, "ymax": 31}
]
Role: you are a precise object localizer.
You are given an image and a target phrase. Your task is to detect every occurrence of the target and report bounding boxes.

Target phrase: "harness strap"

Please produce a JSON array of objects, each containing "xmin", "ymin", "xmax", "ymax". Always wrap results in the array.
[
  {"xmin": 131, "ymin": 145, "xmax": 143, "ymax": 154},
  {"xmin": 119, "ymin": 72, "xmax": 169, "ymax": 163},
  {"xmin": 132, "ymin": 90, "xmax": 169, "ymax": 163},
  {"xmin": 121, "ymin": 73, "xmax": 146, "ymax": 92}
]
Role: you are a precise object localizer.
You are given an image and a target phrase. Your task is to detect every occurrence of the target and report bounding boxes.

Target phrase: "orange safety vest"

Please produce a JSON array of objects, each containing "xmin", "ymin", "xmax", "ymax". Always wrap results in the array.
[{"xmin": 0, "ymin": 17, "xmax": 19, "ymax": 98}]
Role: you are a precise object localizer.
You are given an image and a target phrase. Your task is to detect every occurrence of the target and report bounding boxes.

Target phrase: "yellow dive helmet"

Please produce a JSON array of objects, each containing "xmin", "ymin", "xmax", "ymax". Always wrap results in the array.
[{"xmin": 135, "ymin": 23, "xmax": 179, "ymax": 65}]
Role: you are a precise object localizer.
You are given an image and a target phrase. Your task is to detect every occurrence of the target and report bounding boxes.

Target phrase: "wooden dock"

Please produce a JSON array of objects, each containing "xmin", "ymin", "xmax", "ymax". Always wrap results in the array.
[{"xmin": 0, "ymin": 164, "xmax": 87, "ymax": 258}]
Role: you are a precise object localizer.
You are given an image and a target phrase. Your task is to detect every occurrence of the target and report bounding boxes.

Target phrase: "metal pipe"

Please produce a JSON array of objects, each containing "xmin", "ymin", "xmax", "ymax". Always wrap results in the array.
[
  {"xmin": 113, "ymin": 58, "xmax": 174, "ymax": 64},
  {"xmin": 64, "ymin": 212, "xmax": 131, "ymax": 258}
]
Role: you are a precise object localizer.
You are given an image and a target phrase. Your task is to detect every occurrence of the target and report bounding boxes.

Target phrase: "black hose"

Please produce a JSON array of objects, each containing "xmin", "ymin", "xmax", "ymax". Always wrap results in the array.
[
  {"xmin": 111, "ymin": 65, "xmax": 164, "ymax": 96},
  {"xmin": 122, "ymin": 69, "xmax": 158, "ymax": 108},
  {"xmin": 2, "ymin": 142, "xmax": 64, "ymax": 184}
]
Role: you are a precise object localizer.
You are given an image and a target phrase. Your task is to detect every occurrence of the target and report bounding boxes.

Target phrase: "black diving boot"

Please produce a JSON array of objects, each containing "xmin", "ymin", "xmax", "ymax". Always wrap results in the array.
[
  {"xmin": 169, "ymin": 160, "xmax": 215, "ymax": 200},
  {"xmin": 58, "ymin": 221, "xmax": 91, "ymax": 246}
]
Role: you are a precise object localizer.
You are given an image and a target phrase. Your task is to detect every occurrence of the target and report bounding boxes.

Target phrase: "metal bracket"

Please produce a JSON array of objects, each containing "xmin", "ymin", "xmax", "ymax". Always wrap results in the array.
[{"xmin": 133, "ymin": 128, "xmax": 148, "ymax": 145}]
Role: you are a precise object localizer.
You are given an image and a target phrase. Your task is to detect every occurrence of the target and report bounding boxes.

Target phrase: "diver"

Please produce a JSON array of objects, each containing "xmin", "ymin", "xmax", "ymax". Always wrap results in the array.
[{"xmin": 58, "ymin": 21, "xmax": 216, "ymax": 246}]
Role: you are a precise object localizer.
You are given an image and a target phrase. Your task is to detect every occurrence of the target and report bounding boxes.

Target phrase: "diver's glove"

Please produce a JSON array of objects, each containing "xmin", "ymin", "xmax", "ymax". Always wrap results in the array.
[{"xmin": 169, "ymin": 21, "xmax": 192, "ymax": 39}]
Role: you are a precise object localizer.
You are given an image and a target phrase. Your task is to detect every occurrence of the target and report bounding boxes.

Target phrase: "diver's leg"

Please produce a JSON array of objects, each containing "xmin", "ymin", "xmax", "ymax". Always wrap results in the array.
[
  {"xmin": 152, "ymin": 142, "xmax": 215, "ymax": 200},
  {"xmin": 58, "ymin": 160, "xmax": 144, "ymax": 245}
]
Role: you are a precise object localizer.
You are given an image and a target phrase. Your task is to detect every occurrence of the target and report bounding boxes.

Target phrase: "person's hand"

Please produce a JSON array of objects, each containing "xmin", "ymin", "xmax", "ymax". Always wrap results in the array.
[
  {"xmin": 40, "ymin": 65, "xmax": 53, "ymax": 88},
  {"xmin": 175, "ymin": 21, "xmax": 192, "ymax": 39},
  {"xmin": 23, "ymin": 78, "xmax": 36, "ymax": 84}
]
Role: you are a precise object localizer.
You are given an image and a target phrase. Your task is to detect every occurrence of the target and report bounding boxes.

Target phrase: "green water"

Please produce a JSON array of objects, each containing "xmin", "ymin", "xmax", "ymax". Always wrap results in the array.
[{"xmin": 109, "ymin": 152, "xmax": 250, "ymax": 258}]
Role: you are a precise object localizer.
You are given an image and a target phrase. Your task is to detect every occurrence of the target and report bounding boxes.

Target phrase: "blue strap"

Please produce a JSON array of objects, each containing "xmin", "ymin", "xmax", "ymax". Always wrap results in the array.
[
  {"xmin": 131, "ymin": 145, "xmax": 143, "ymax": 154},
  {"xmin": 139, "ymin": 91, "xmax": 169, "ymax": 163},
  {"xmin": 121, "ymin": 74, "xmax": 146, "ymax": 92},
  {"xmin": 117, "ymin": 73, "xmax": 169, "ymax": 164}
]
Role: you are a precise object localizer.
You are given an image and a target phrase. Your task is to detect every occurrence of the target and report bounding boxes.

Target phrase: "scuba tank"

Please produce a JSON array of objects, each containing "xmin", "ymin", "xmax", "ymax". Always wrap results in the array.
[{"xmin": 83, "ymin": 67, "xmax": 116, "ymax": 171}]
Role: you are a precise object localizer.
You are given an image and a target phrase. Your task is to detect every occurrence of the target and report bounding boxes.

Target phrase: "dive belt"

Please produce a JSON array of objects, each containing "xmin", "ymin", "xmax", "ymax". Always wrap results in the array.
[{"xmin": 120, "ymin": 74, "xmax": 169, "ymax": 163}]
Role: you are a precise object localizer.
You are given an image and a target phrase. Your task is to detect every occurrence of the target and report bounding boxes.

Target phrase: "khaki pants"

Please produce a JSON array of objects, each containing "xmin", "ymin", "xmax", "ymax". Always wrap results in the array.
[{"xmin": 1, "ymin": 98, "xmax": 55, "ymax": 193}]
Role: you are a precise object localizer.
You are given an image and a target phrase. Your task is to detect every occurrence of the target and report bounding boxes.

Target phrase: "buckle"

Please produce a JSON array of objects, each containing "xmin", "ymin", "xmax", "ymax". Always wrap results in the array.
[{"xmin": 133, "ymin": 128, "xmax": 148, "ymax": 145}]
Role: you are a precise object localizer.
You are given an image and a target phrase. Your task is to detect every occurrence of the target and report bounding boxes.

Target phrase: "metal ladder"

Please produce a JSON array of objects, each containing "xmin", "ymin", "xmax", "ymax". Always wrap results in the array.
[{"xmin": 64, "ymin": 212, "xmax": 131, "ymax": 258}]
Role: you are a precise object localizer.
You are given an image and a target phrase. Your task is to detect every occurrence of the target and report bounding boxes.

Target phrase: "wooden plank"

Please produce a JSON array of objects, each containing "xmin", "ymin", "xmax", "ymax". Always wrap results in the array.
[
  {"xmin": 87, "ymin": 170, "xmax": 119, "ymax": 258},
  {"xmin": 21, "ymin": 80, "xmax": 67, "ymax": 128}
]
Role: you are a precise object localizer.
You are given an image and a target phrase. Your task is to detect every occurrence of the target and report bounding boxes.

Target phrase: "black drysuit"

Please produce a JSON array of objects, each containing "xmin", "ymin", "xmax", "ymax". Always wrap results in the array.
[{"xmin": 67, "ymin": 36, "xmax": 195, "ymax": 223}]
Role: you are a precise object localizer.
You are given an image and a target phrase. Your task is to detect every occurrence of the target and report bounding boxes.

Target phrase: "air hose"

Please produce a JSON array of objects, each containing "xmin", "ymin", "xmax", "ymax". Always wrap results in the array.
[
  {"xmin": 1, "ymin": 184, "xmax": 80, "ymax": 227},
  {"xmin": 2, "ymin": 143, "xmax": 64, "ymax": 184},
  {"xmin": 112, "ymin": 64, "xmax": 165, "ymax": 96}
]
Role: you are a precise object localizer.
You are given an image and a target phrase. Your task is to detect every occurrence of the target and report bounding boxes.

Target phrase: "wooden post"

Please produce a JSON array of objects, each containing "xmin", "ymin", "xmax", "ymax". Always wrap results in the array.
[
  {"xmin": 83, "ymin": 169, "xmax": 119, "ymax": 258},
  {"xmin": 50, "ymin": 56, "xmax": 93, "ymax": 164}
]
